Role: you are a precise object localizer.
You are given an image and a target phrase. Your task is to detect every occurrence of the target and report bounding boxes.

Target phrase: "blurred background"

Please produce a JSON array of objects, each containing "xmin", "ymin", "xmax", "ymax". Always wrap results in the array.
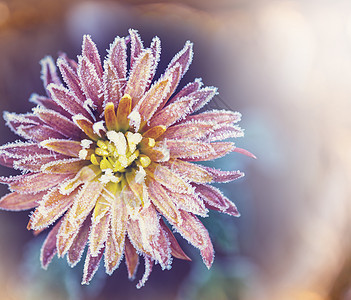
[{"xmin": 0, "ymin": 0, "xmax": 351, "ymax": 299}]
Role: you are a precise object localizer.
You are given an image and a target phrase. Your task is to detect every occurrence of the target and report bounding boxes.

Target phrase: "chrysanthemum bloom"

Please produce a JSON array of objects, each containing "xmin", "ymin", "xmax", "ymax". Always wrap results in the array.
[{"xmin": 0, "ymin": 30, "xmax": 254, "ymax": 288}]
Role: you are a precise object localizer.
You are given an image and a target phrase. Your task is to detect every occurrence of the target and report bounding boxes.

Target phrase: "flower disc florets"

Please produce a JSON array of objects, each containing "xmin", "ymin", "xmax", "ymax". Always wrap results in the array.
[{"xmin": 0, "ymin": 29, "xmax": 254, "ymax": 288}]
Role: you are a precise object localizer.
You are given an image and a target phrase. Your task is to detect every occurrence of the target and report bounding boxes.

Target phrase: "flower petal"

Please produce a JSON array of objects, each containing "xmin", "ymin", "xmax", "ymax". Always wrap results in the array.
[
  {"xmin": 72, "ymin": 115, "xmax": 100, "ymax": 141},
  {"xmin": 41, "ymin": 158, "xmax": 89, "ymax": 174},
  {"xmin": 194, "ymin": 183, "xmax": 240, "ymax": 217},
  {"xmin": 89, "ymin": 211, "xmax": 110, "ymax": 257},
  {"xmin": 40, "ymin": 56, "xmax": 61, "ymax": 90},
  {"xmin": 0, "ymin": 191, "xmax": 44, "ymax": 211},
  {"xmin": 40, "ymin": 139, "xmax": 86, "ymax": 158},
  {"xmin": 67, "ymin": 216, "xmax": 91, "ymax": 267},
  {"xmin": 181, "ymin": 109, "xmax": 241, "ymax": 125},
  {"xmin": 129, "ymin": 29, "xmax": 144, "ymax": 70},
  {"xmin": 200, "ymin": 167, "xmax": 244, "ymax": 183},
  {"xmin": 28, "ymin": 184, "xmax": 78, "ymax": 230},
  {"xmin": 159, "ymin": 219, "xmax": 191, "ymax": 261},
  {"xmin": 82, "ymin": 247, "xmax": 104, "ymax": 285},
  {"xmin": 136, "ymin": 255, "xmax": 153, "ymax": 289},
  {"xmin": 107, "ymin": 36, "xmax": 127, "ymax": 89},
  {"xmin": 172, "ymin": 210, "xmax": 214, "ymax": 268},
  {"xmin": 82, "ymin": 35, "xmax": 103, "ymax": 79},
  {"xmin": 161, "ymin": 159, "xmax": 212, "ymax": 184},
  {"xmin": 104, "ymin": 225, "xmax": 124, "ymax": 275},
  {"xmin": 102, "ymin": 61, "xmax": 122, "ymax": 109},
  {"xmin": 167, "ymin": 78, "xmax": 202, "ymax": 106},
  {"xmin": 40, "ymin": 219, "xmax": 62, "ymax": 269},
  {"xmin": 125, "ymin": 238, "xmax": 140, "ymax": 279},
  {"xmin": 166, "ymin": 41, "xmax": 193, "ymax": 80}
]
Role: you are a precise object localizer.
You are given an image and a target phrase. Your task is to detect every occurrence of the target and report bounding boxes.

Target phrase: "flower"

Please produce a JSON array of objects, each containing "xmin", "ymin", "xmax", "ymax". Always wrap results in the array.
[{"xmin": 0, "ymin": 29, "xmax": 254, "ymax": 288}]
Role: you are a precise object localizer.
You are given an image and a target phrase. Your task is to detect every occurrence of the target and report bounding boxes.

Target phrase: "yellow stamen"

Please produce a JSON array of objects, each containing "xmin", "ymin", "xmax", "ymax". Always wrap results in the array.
[
  {"xmin": 95, "ymin": 148, "xmax": 109, "ymax": 156},
  {"xmin": 90, "ymin": 154, "xmax": 100, "ymax": 165},
  {"xmin": 116, "ymin": 94, "xmax": 132, "ymax": 131},
  {"xmin": 139, "ymin": 155, "xmax": 151, "ymax": 168},
  {"xmin": 97, "ymin": 140, "xmax": 108, "ymax": 150},
  {"xmin": 100, "ymin": 157, "xmax": 113, "ymax": 170}
]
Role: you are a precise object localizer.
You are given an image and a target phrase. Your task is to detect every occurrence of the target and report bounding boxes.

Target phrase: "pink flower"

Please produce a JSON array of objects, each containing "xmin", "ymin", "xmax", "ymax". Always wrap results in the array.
[{"xmin": 0, "ymin": 29, "xmax": 254, "ymax": 288}]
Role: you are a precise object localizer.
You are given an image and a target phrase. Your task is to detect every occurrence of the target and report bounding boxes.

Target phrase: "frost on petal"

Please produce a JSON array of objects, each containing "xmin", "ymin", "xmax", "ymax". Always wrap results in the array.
[
  {"xmin": 104, "ymin": 225, "xmax": 124, "ymax": 275},
  {"xmin": 47, "ymin": 84, "xmax": 92, "ymax": 120},
  {"xmin": 33, "ymin": 107, "xmax": 82, "ymax": 140},
  {"xmin": 146, "ymin": 178, "xmax": 181, "ymax": 225},
  {"xmin": 194, "ymin": 183, "xmax": 240, "ymax": 217},
  {"xmin": 56, "ymin": 180, "xmax": 104, "ymax": 256},
  {"xmin": 40, "ymin": 139, "xmax": 88, "ymax": 158},
  {"xmin": 172, "ymin": 210, "xmax": 214, "ymax": 269},
  {"xmin": 125, "ymin": 238, "xmax": 140, "ymax": 279},
  {"xmin": 167, "ymin": 78, "xmax": 202, "ymax": 106},
  {"xmin": 41, "ymin": 158, "xmax": 89, "ymax": 174},
  {"xmin": 107, "ymin": 36, "xmax": 127, "ymax": 90},
  {"xmin": 2, "ymin": 172, "xmax": 73, "ymax": 194},
  {"xmin": 124, "ymin": 50, "xmax": 154, "ymax": 108},
  {"xmin": 160, "ymin": 219, "xmax": 191, "ymax": 261},
  {"xmin": 67, "ymin": 216, "xmax": 91, "ymax": 267},
  {"xmin": 40, "ymin": 220, "xmax": 62, "ymax": 269},
  {"xmin": 161, "ymin": 122, "xmax": 214, "ymax": 141},
  {"xmin": 200, "ymin": 167, "xmax": 244, "ymax": 183},
  {"xmin": 161, "ymin": 159, "xmax": 212, "ymax": 184},
  {"xmin": 0, "ymin": 191, "xmax": 44, "ymax": 211},
  {"xmin": 16, "ymin": 124, "xmax": 65, "ymax": 142},
  {"xmin": 29, "ymin": 94, "xmax": 71, "ymax": 118},
  {"xmin": 78, "ymin": 56, "xmax": 103, "ymax": 114},
  {"xmin": 14, "ymin": 154, "xmax": 68, "ymax": 173},
  {"xmin": 136, "ymin": 255, "xmax": 153, "ymax": 289},
  {"xmin": 165, "ymin": 140, "xmax": 215, "ymax": 160},
  {"xmin": 89, "ymin": 212, "xmax": 110, "ymax": 257},
  {"xmin": 165, "ymin": 41, "xmax": 193, "ymax": 80},
  {"xmin": 28, "ymin": 184, "xmax": 79, "ymax": 230},
  {"xmin": 103, "ymin": 61, "xmax": 122, "ymax": 109},
  {"xmin": 82, "ymin": 247, "xmax": 104, "ymax": 285},
  {"xmin": 181, "ymin": 109, "xmax": 241, "ymax": 125},
  {"xmin": 129, "ymin": 29, "xmax": 144, "ymax": 70},
  {"xmin": 40, "ymin": 56, "xmax": 61, "ymax": 90},
  {"xmin": 82, "ymin": 35, "xmax": 103, "ymax": 79},
  {"xmin": 148, "ymin": 36, "xmax": 161, "ymax": 85},
  {"xmin": 72, "ymin": 115, "xmax": 100, "ymax": 141},
  {"xmin": 57, "ymin": 57, "xmax": 86, "ymax": 103}
]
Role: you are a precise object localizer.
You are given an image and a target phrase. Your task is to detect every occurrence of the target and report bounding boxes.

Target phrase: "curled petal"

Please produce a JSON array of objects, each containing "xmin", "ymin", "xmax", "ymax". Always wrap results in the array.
[
  {"xmin": 40, "ymin": 220, "xmax": 62, "ymax": 269},
  {"xmin": 136, "ymin": 255, "xmax": 153, "ymax": 289}
]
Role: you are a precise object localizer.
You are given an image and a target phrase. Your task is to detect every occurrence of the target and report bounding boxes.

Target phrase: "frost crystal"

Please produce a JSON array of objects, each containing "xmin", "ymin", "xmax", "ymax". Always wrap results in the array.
[{"xmin": 0, "ymin": 29, "xmax": 254, "ymax": 288}]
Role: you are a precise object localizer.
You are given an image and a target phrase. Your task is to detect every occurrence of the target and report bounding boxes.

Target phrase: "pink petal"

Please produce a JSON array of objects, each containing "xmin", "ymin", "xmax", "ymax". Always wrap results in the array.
[
  {"xmin": 160, "ymin": 159, "xmax": 212, "ymax": 184},
  {"xmin": 136, "ymin": 255, "xmax": 153, "ymax": 289},
  {"xmin": 40, "ymin": 219, "xmax": 62, "ymax": 269},
  {"xmin": 189, "ymin": 87, "xmax": 218, "ymax": 114},
  {"xmin": 57, "ymin": 57, "xmax": 86, "ymax": 103},
  {"xmin": 29, "ymin": 94, "xmax": 71, "ymax": 118},
  {"xmin": 166, "ymin": 41, "xmax": 193, "ymax": 80},
  {"xmin": 159, "ymin": 219, "xmax": 191, "ymax": 261},
  {"xmin": 160, "ymin": 122, "xmax": 214, "ymax": 141},
  {"xmin": 129, "ymin": 29, "xmax": 144, "ymax": 70},
  {"xmin": 107, "ymin": 36, "xmax": 127, "ymax": 90},
  {"xmin": 89, "ymin": 211, "xmax": 110, "ymax": 257},
  {"xmin": 165, "ymin": 140, "xmax": 216, "ymax": 160},
  {"xmin": 167, "ymin": 78, "xmax": 202, "ymax": 106},
  {"xmin": 181, "ymin": 109, "xmax": 241, "ymax": 125},
  {"xmin": 78, "ymin": 56, "xmax": 103, "ymax": 114},
  {"xmin": 67, "ymin": 216, "xmax": 91, "ymax": 267},
  {"xmin": 16, "ymin": 124, "xmax": 65, "ymax": 142},
  {"xmin": 0, "ymin": 191, "xmax": 44, "ymax": 211},
  {"xmin": 81, "ymin": 247, "xmax": 104, "ymax": 285},
  {"xmin": 193, "ymin": 183, "xmax": 240, "ymax": 217},
  {"xmin": 102, "ymin": 61, "xmax": 122, "ymax": 108},
  {"xmin": 82, "ymin": 35, "xmax": 103, "ymax": 79},
  {"xmin": 172, "ymin": 210, "xmax": 214, "ymax": 269},
  {"xmin": 47, "ymin": 84, "xmax": 92, "ymax": 120},
  {"xmin": 40, "ymin": 56, "xmax": 61, "ymax": 90},
  {"xmin": 0, "ymin": 141, "xmax": 52, "ymax": 157},
  {"xmin": 200, "ymin": 167, "xmax": 244, "ymax": 183},
  {"xmin": 14, "ymin": 154, "xmax": 67, "ymax": 172},
  {"xmin": 206, "ymin": 124, "xmax": 244, "ymax": 142},
  {"xmin": 183, "ymin": 142, "xmax": 236, "ymax": 162},
  {"xmin": 104, "ymin": 225, "xmax": 124, "ymax": 275},
  {"xmin": 125, "ymin": 238, "xmax": 140, "ymax": 279},
  {"xmin": 41, "ymin": 158, "xmax": 89, "ymax": 174},
  {"xmin": 234, "ymin": 147, "xmax": 257, "ymax": 159},
  {"xmin": 40, "ymin": 139, "xmax": 85, "ymax": 158},
  {"xmin": 34, "ymin": 107, "xmax": 82, "ymax": 140}
]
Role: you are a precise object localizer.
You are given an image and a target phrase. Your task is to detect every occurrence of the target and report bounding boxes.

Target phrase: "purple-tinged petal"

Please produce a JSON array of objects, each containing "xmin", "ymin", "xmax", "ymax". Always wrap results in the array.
[
  {"xmin": 148, "ymin": 36, "xmax": 161, "ymax": 85},
  {"xmin": 28, "ymin": 184, "xmax": 79, "ymax": 230},
  {"xmin": 34, "ymin": 107, "xmax": 82, "ymax": 140},
  {"xmin": 165, "ymin": 41, "xmax": 193, "ymax": 80},
  {"xmin": 161, "ymin": 122, "xmax": 214, "ymax": 141},
  {"xmin": 206, "ymin": 124, "xmax": 244, "ymax": 142},
  {"xmin": 82, "ymin": 35, "xmax": 103, "ymax": 79},
  {"xmin": 102, "ymin": 61, "xmax": 122, "ymax": 109},
  {"xmin": 104, "ymin": 225, "xmax": 124, "ymax": 275},
  {"xmin": 234, "ymin": 147, "xmax": 257, "ymax": 159},
  {"xmin": 29, "ymin": 94, "xmax": 72, "ymax": 118},
  {"xmin": 182, "ymin": 142, "xmax": 236, "ymax": 162},
  {"xmin": 14, "ymin": 154, "xmax": 68, "ymax": 173},
  {"xmin": 81, "ymin": 247, "xmax": 104, "ymax": 285},
  {"xmin": 161, "ymin": 159, "xmax": 212, "ymax": 184},
  {"xmin": 16, "ymin": 124, "xmax": 65, "ymax": 142},
  {"xmin": 72, "ymin": 115, "xmax": 100, "ymax": 141},
  {"xmin": 67, "ymin": 216, "xmax": 91, "ymax": 267},
  {"xmin": 107, "ymin": 36, "xmax": 127, "ymax": 90},
  {"xmin": 172, "ymin": 210, "xmax": 214, "ymax": 269},
  {"xmin": 40, "ymin": 56, "xmax": 61, "ymax": 90},
  {"xmin": 40, "ymin": 220, "xmax": 62, "ymax": 269},
  {"xmin": 159, "ymin": 219, "xmax": 191, "ymax": 261},
  {"xmin": 167, "ymin": 78, "xmax": 202, "ymax": 106},
  {"xmin": 129, "ymin": 29, "xmax": 144, "ymax": 70},
  {"xmin": 193, "ymin": 183, "xmax": 240, "ymax": 217},
  {"xmin": 188, "ymin": 86, "xmax": 218, "ymax": 114},
  {"xmin": 125, "ymin": 238, "xmax": 140, "ymax": 279},
  {"xmin": 181, "ymin": 109, "xmax": 241, "ymax": 125},
  {"xmin": 0, "ymin": 141, "xmax": 52, "ymax": 157},
  {"xmin": 0, "ymin": 191, "xmax": 44, "ymax": 211},
  {"xmin": 89, "ymin": 212, "xmax": 110, "ymax": 257},
  {"xmin": 58, "ymin": 52, "xmax": 78, "ymax": 72},
  {"xmin": 165, "ymin": 140, "xmax": 215, "ymax": 160},
  {"xmin": 56, "ymin": 180, "xmax": 104, "ymax": 257},
  {"xmin": 136, "ymin": 255, "xmax": 153, "ymax": 289},
  {"xmin": 47, "ymin": 84, "xmax": 93, "ymax": 120},
  {"xmin": 147, "ymin": 96, "xmax": 196, "ymax": 129},
  {"xmin": 57, "ymin": 57, "xmax": 86, "ymax": 103},
  {"xmin": 200, "ymin": 167, "xmax": 244, "ymax": 183},
  {"xmin": 146, "ymin": 178, "xmax": 181, "ymax": 225},
  {"xmin": 78, "ymin": 56, "xmax": 103, "ymax": 114},
  {"xmin": 124, "ymin": 49, "xmax": 154, "ymax": 108},
  {"xmin": 1, "ymin": 172, "xmax": 73, "ymax": 194}
]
